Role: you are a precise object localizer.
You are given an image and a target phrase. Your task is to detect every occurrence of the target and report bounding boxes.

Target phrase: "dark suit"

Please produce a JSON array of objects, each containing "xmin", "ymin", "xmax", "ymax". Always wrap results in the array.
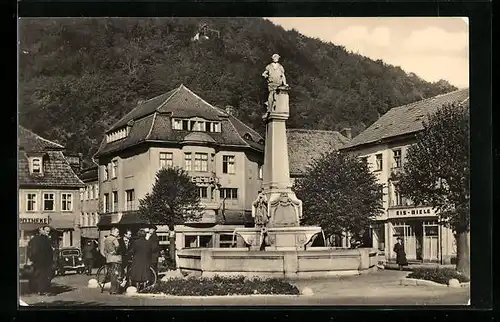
[
  {"xmin": 27, "ymin": 234, "xmax": 54, "ymax": 294},
  {"xmin": 118, "ymin": 237, "xmax": 133, "ymax": 272},
  {"xmin": 149, "ymin": 233, "xmax": 160, "ymax": 275}
]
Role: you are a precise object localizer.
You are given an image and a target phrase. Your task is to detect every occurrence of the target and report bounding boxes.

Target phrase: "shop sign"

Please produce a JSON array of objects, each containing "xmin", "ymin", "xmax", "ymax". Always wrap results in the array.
[
  {"xmin": 389, "ymin": 207, "xmax": 434, "ymax": 218},
  {"xmin": 19, "ymin": 217, "xmax": 49, "ymax": 225}
]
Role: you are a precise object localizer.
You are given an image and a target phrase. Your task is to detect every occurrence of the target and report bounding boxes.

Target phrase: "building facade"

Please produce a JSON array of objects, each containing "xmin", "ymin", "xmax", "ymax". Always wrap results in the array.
[
  {"xmin": 94, "ymin": 85, "xmax": 265, "ymax": 251},
  {"xmin": 340, "ymin": 89, "xmax": 469, "ymax": 264},
  {"xmin": 18, "ymin": 126, "xmax": 84, "ymax": 266},
  {"xmin": 78, "ymin": 164, "xmax": 100, "ymax": 244}
]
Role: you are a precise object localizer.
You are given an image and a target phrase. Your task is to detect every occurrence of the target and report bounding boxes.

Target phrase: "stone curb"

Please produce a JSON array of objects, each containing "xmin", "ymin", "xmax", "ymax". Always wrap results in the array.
[
  {"xmin": 127, "ymin": 293, "xmax": 302, "ymax": 299},
  {"xmin": 399, "ymin": 278, "xmax": 470, "ymax": 288}
]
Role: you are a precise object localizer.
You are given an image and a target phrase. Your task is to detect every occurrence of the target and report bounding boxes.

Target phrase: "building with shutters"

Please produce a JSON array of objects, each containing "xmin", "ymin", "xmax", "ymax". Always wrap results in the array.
[
  {"xmin": 340, "ymin": 89, "xmax": 469, "ymax": 264},
  {"xmin": 18, "ymin": 126, "xmax": 84, "ymax": 266}
]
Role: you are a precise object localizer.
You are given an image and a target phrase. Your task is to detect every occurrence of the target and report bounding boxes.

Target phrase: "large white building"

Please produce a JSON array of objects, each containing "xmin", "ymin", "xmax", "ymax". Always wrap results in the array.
[{"xmin": 340, "ymin": 89, "xmax": 469, "ymax": 264}]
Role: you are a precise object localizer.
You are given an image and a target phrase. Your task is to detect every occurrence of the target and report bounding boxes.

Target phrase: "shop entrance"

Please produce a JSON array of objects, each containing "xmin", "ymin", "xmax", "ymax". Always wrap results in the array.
[{"xmin": 392, "ymin": 221, "xmax": 423, "ymax": 261}]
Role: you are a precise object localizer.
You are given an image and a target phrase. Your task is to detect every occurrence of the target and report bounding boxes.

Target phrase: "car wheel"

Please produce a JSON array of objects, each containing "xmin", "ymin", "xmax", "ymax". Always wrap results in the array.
[{"xmin": 59, "ymin": 269, "xmax": 65, "ymax": 276}]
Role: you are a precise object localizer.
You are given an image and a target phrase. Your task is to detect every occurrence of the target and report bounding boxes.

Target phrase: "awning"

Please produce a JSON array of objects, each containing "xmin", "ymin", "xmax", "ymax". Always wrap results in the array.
[
  {"xmin": 49, "ymin": 214, "xmax": 75, "ymax": 230},
  {"xmin": 81, "ymin": 227, "xmax": 99, "ymax": 239},
  {"xmin": 97, "ymin": 214, "xmax": 113, "ymax": 227},
  {"xmin": 118, "ymin": 211, "xmax": 149, "ymax": 225},
  {"xmin": 20, "ymin": 223, "xmax": 46, "ymax": 232}
]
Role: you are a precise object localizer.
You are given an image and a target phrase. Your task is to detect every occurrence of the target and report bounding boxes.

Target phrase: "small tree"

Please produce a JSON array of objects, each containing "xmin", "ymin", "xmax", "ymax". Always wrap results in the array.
[
  {"xmin": 395, "ymin": 102, "xmax": 470, "ymax": 278},
  {"xmin": 138, "ymin": 167, "xmax": 203, "ymax": 262},
  {"xmin": 293, "ymin": 151, "xmax": 384, "ymax": 244}
]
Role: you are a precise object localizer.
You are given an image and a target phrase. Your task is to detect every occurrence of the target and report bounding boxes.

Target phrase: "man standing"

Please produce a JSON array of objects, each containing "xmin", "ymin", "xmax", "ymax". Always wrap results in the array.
[
  {"xmin": 146, "ymin": 225, "xmax": 160, "ymax": 277},
  {"xmin": 103, "ymin": 227, "xmax": 122, "ymax": 294},
  {"xmin": 119, "ymin": 230, "xmax": 133, "ymax": 273},
  {"xmin": 27, "ymin": 226, "xmax": 54, "ymax": 295},
  {"xmin": 82, "ymin": 240, "xmax": 95, "ymax": 275}
]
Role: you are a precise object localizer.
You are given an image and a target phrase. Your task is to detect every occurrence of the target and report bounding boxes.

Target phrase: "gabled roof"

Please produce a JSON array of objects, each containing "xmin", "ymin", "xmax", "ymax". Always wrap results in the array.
[
  {"xmin": 341, "ymin": 89, "xmax": 469, "ymax": 150},
  {"xmin": 96, "ymin": 85, "xmax": 264, "ymax": 157},
  {"xmin": 78, "ymin": 165, "xmax": 98, "ymax": 183},
  {"xmin": 287, "ymin": 129, "xmax": 350, "ymax": 176},
  {"xmin": 18, "ymin": 126, "xmax": 64, "ymax": 152}
]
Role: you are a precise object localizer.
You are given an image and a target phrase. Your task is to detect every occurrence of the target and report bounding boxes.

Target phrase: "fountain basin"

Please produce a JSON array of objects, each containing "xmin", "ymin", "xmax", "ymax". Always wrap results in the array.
[
  {"xmin": 233, "ymin": 226, "xmax": 323, "ymax": 250},
  {"xmin": 177, "ymin": 247, "xmax": 378, "ymax": 279}
]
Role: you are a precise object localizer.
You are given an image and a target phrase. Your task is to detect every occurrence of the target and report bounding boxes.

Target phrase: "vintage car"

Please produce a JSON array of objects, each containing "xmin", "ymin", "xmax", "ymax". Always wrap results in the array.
[{"xmin": 54, "ymin": 247, "xmax": 85, "ymax": 276}]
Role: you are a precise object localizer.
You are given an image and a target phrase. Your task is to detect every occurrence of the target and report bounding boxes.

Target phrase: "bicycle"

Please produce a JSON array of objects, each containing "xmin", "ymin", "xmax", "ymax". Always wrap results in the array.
[{"xmin": 96, "ymin": 262, "xmax": 157, "ymax": 293}]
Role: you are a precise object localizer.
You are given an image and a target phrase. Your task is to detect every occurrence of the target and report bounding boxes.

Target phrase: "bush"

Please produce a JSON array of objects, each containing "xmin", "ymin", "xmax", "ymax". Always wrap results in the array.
[
  {"xmin": 407, "ymin": 267, "xmax": 470, "ymax": 285},
  {"xmin": 140, "ymin": 275, "xmax": 300, "ymax": 296}
]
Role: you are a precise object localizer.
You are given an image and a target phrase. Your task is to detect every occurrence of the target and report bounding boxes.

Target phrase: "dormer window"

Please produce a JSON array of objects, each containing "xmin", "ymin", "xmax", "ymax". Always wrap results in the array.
[
  {"xmin": 29, "ymin": 157, "xmax": 42, "ymax": 175},
  {"xmin": 244, "ymin": 133, "xmax": 253, "ymax": 141},
  {"xmin": 106, "ymin": 127, "xmax": 128, "ymax": 143},
  {"xmin": 172, "ymin": 118, "xmax": 221, "ymax": 133},
  {"xmin": 258, "ymin": 139, "xmax": 265, "ymax": 145}
]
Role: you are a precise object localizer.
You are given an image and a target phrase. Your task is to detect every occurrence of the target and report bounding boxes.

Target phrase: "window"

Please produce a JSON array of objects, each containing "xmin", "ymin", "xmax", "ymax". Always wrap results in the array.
[
  {"xmin": 61, "ymin": 193, "xmax": 73, "ymax": 211},
  {"xmin": 172, "ymin": 119, "xmax": 183, "ymax": 130},
  {"xmin": 222, "ymin": 155, "xmax": 235, "ymax": 174},
  {"xmin": 43, "ymin": 193, "xmax": 55, "ymax": 211},
  {"xmin": 103, "ymin": 165, "xmax": 109, "ymax": 181},
  {"xmin": 393, "ymin": 149, "xmax": 402, "ymax": 168},
  {"xmin": 80, "ymin": 213, "xmax": 84, "ymax": 227},
  {"xmin": 103, "ymin": 193, "xmax": 110, "ymax": 213},
  {"xmin": 220, "ymin": 188, "xmax": 238, "ymax": 200},
  {"xmin": 375, "ymin": 154, "xmax": 383, "ymax": 171},
  {"xmin": 112, "ymin": 191, "xmax": 118, "ymax": 212},
  {"xmin": 31, "ymin": 158, "xmax": 41, "ymax": 174},
  {"xmin": 89, "ymin": 185, "xmax": 94, "ymax": 200},
  {"xmin": 199, "ymin": 187, "xmax": 208, "ymax": 199},
  {"xmin": 184, "ymin": 153, "xmax": 192, "ymax": 171},
  {"xmin": 213, "ymin": 122, "xmax": 221, "ymax": 132},
  {"xmin": 79, "ymin": 188, "xmax": 84, "ymax": 201},
  {"xmin": 182, "ymin": 120, "xmax": 189, "ymax": 130},
  {"xmin": 258, "ymin": 164, "xmax": 263, "ymax": 179},
  {"xmin": 194, "ymin": 153, "xmax": 208, "ymax": 172},
  {"xmin": 160, "ymin": 152, "xmax": 173, "ymax": 168},
  {"xmin": 26, "ymin": 193, "xmax": 37, "ymax": 211},
  {"xmin": 219, "ymin": 234, "xmax": 234, "ymax": 248},
  {"xmin": 111, "ymin": 160, "xmax": 118, "ymax": 178},
  {"xmin": 205, "ymin": 122, "xmax": 211, "ymax": 132},
  {"xmin": 126, "ymin": 189, "xmax": 135, "ymax": 211},
  {"xmin": 95, "ymin": 184, "xmax": 99, "ymax": 199},
  {"xmin": 199, "ymin": 235, "xmax": 212, "ymax": 248}
]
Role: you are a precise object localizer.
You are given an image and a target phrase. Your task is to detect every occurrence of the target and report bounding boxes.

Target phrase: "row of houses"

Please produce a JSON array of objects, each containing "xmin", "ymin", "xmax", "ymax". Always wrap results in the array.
[{"xmin": 18, "ymin": 84, "xmax": 468, "ymax": 266}]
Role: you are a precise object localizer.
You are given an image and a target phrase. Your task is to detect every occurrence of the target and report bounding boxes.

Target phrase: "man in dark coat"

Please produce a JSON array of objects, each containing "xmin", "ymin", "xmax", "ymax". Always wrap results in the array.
[
  {"xmin": 27, "ymin": 226, "xmax": 54, "ymax": 295},
  {"xmin": 147, "ymin": 225, "xmax": 160, "ymax": 276},
  {"xmin": 118, "ymin": 229, "xmax": 133, "ymax": 274},
  {"xmin": 129, "ymin": 229, "xmax": 152, "ymax": 290},
  {"xmin": 82, "ymin": 240, "xmax": 95, "ymax": 275},
  {"xmin": 393, "ymin": 237, "xmax": 408, "ymax": 270}
]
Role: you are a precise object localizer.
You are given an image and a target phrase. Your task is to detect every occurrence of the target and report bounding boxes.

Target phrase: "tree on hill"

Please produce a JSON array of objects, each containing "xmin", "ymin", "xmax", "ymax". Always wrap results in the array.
[
  {"xmin": 18, "ymin": 18, "xmax": 457, "ymax": 161},
  {"xmin": 394, "ymin": 103, "xmax": 470, "ymax": 278},
  {"xmin": 138, "ymin": 167, "xmax": 204, "ymax": 262},
  {"xmin": 293, "ymin": 151, "xmax": 384, "ymax": 243}
]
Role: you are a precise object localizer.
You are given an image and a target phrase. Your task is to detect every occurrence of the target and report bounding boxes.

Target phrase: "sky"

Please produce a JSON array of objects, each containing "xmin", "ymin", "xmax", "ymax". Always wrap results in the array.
[{"xmin": 266, "ymin": 17, "xmax": 469, "ymax": 88}]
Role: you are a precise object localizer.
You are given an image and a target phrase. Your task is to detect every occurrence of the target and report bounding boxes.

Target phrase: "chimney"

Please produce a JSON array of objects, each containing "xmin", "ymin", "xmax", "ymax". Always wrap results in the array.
[
  {"xmin": 225, "ymin": 105, "xmax": 234, "ymax": 116},
  {"xmin": 340, "ymin": 128, "xmax": 352, "ymax": 140}
]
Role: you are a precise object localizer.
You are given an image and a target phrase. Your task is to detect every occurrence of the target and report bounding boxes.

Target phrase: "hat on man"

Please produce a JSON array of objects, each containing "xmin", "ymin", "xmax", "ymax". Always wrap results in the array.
[{"xmin": 272, "ymin": 53, "xmax": 280, "ymax": 60}]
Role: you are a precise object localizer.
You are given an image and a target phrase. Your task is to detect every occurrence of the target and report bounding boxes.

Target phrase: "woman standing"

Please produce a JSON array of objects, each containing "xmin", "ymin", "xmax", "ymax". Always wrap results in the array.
[
  {"xmin": 129, "ymin": 229, "xmax": 152, "ymax": 290},
  {"xmin": 393, "ymin": 237, "xmax": 408, "ymax": 270}
]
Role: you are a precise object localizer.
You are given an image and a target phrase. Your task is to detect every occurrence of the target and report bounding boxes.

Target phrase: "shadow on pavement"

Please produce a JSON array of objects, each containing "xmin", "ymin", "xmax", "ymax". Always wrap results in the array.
[
  {"xmin": 19, "ymin": 281, "xmax": 75, "ymax": 296},
  {"xmin": 24, "ymin": 300, "xmax": 103, "ymax": 307}
]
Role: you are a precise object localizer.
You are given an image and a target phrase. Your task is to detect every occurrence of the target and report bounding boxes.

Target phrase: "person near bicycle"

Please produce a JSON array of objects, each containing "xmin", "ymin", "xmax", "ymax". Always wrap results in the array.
[
  {"xmin": 129, "ymin": 228, "xmax": 152, "ymax": 291},
  {"xmin": 103, "ymin": 227, "xmax": 122, "ymax": 295},
  {"xmin": 118, "ymin": 229, "xmax": 133, "ymax": 275}
]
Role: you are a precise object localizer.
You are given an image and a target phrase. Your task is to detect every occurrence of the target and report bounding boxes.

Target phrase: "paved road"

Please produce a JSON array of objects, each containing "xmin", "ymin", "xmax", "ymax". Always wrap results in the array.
[{"xmin": 19, "ymin": 270, "xmax": 469, "ymax": 307}]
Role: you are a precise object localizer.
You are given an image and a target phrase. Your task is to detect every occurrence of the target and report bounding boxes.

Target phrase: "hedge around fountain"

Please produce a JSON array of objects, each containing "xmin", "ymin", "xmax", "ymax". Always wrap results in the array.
[
  {"xmin": 139, "ymin": 275, "xmax": 300, "ymax": 296},
  {"xmin": 406, "ymin": 267, "xmax": 470, "ymax": 285}
]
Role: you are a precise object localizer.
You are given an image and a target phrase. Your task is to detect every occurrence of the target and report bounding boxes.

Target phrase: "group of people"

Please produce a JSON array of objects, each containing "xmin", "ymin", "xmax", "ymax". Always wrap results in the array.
[{"xmin": 103, "ymin": 225, "xmax": 160, "ymax": 294}]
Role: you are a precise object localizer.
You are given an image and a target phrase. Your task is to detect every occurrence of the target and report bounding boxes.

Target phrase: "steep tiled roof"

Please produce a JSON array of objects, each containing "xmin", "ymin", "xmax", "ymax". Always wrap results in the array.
[
  {"xmin": 287, "ymin": 129, "xmax": 351, "ymax": 176},
  {"xmin": 342, "ymin": 89, "xmax": 469, "ymax": 150},
  {"xmin": 18, "ymin": 151, "xmax": 84, "ymax": 188},
  {"xmin": 18, "ymin": 126, "xmax": 64, "ymax": 152},
  {"xmin": 18, "ymin": 126, "xmax": 84, "ymax": 188},
  {"xmin": 96, "ymin": 85, "xmax": 264, "ymax": 157}
]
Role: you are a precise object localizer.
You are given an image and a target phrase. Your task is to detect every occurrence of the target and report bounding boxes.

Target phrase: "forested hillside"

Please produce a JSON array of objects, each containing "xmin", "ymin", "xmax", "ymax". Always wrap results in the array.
[{"xmin": 18, "ymin": 18, "xmax": 456, "ymax": 160}]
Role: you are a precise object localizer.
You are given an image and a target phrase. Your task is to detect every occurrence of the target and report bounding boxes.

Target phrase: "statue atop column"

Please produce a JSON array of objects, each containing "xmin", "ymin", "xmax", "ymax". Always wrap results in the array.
[{"xmin": 262, "ymin": 54, "xmax": 290, "ymax": 112}]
